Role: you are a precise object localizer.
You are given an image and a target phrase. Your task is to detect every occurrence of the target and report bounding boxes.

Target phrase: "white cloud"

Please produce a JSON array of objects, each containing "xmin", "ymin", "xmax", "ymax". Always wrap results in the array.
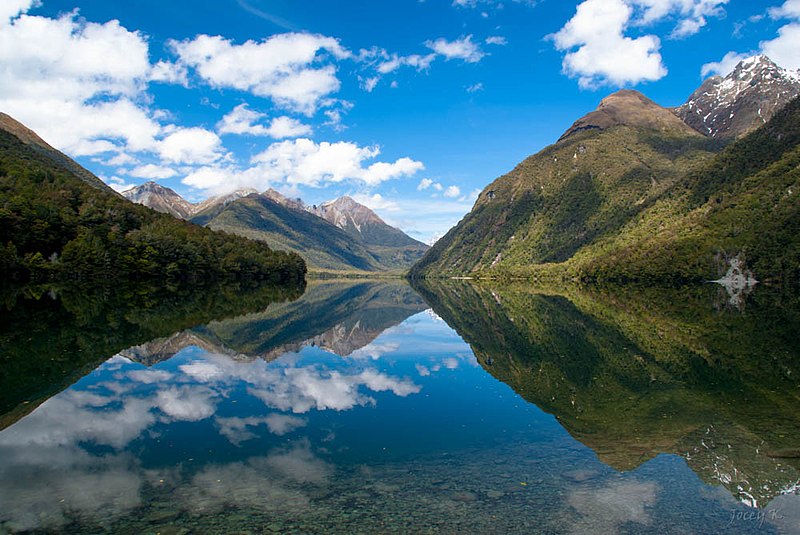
[
  {"xmin": 444, "ymin": 185, "xmax": 461, "ymax": 198},
  {"xmin": 182, "ymin": 138, "xmax": 423, "ymax": 195},
  {"xmin": 104, "ymin": 153, "xmax": 138, "ymax": 166},
  {"xmin": 426, "ymin": 35, "xmax": 486, "ymax": 63},
  {"xmin": 250, "ymin": 138, "xmax": 422, "ymax": 187},
  {"xmin": 361, "ymin": 76, "xmax": 380, "ymax": 92},
  {"xmin": 103, "ymin": 175, "xmax": 138, "ymax": 193},
  {"xmin": 551, "ymin": 0, "xmax": 667, "ymax": 88},
  {"xmin": 466, "ymin": 82, "xmax": 484, "ymax": 93},
  {"xmin": 158, "ymin": 127, "xmax": 224, "ymax": 164},
  {"xmin": 702, "ymin": 2, "xmax": 800, "ymax": 76},
  {"xmin": 0, "ymin": 0, "xmax": 37, "ymax": 25},
  {"xmin": 377, "ymin": 52, "xmax": 436, "ymax": 73},
  {"xmin": 217, "ymin": 103, "xmax": 312, "ymax": 138},
  {"xmin": 351, "ymin": 193, "xmax": 401, "ymax": 212},
  {"xmin": 761, "ymin": 23, "xmax": 800, "ymax": 70},
  {"xmin": 770, "ymin": 0, "xmax": 800, "ymax": 19},
  {"xmin": 417, "ymin": 178, "xmax": 434, "ymax": 190},
  {"xmin": 149, "ymin": 60, "xmax": 188, "ymax": 85},
  {"xmin": 0, "ymin": 12, "xmax": 162, "ymax": 154},
  {"xmin": 171, "ymin": 32, "xmax": 350, "ymax": 114},
  {"xmin": 700, "ymin": 51, "xmax": 749, "ymax": 77},
  {"xmin": 485, "ymin": 35, "xmax": 507, "ymax": 45},
  {"xmin": 129, "ymin": 163, "xmax": 177, "ymax": 179},
  {"xmin": 630, "ymin": 0, "xmax": 728, "ymax": 37}
]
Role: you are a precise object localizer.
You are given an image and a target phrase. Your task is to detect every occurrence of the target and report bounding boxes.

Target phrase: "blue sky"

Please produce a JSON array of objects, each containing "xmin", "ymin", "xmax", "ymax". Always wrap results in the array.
[{"xmin": 2, "ymin": 0, "xmax": 798, "ymax": 243}]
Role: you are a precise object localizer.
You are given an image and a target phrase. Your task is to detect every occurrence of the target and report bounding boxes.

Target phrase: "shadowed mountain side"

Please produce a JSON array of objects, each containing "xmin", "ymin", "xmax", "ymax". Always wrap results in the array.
[
  {"xmin": 0, "ymin": 280, "xmax": 304, "ymax": 431},
  {"xmin": 191, "ymin": 195, "xmax": 384, "ymax": 272},
  {"xmin": 121, "ymin": 280, "xmax": 428, "ymax": 366},
  {"xmin": 413, "ymin": 279, "xmax": 800, "ymax": 507}
]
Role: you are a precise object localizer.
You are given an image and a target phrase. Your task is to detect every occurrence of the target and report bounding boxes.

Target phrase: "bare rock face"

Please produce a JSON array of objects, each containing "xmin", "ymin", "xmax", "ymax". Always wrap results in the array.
[{"xmin": 675, "ymin": 55, "xmax": 800, "ymax": 139}]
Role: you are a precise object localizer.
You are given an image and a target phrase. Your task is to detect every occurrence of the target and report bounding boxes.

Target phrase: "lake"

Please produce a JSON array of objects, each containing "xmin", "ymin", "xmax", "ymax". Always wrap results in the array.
[{"xmin": 1, "ymin": 279, "xmax": 798, "ymax": 534}]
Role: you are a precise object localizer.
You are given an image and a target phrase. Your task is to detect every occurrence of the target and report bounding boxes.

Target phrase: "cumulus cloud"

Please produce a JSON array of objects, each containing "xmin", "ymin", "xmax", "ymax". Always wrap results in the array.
[
  {"xmin": 129, "ymin": 163, "xmax": 177, "ymax": 179},
  {"xmin": 444, "ymin": 185, "xmax": 461, "ymax": 198},
  {"xmin": 700, "ymin": 51, "xmax": 750, "ymax": 77},
  {"xmin": 0, "ymin": 0, "xmax": 38, "ymax": 25},
  {"xmin": 0, "ymin": 10, "xmax": 162, "ymax": 154},
  {"xmin": 216, "ymin": 104, "xmax": 312, "ymax": 138},
  {"xmin": 171, "ymin": 32, "xmax": 349, "ymax": 114},
  {"xmin": 630, "ymin": 0, "xmax": 728, "ymax": 37},
  {"xmin": 770, "ymin": 0, "xmax": 800, "ymax": 19},
  {"xmin": 181, "ymin": 138, "xmax": 423, "ymax": 193},
  {"xmin": 551, "ymin": 0, "xmax": 666, "ymax": 88},
  {"xmin": 417, "ymin": 178, "xmax": 434, "ymax": 190},
  {"xmin": 351, "ymin": 193, "xmax": 401, "ymax": 213},
  {"xmin": 701, "ymin": 1, "xmax": 800, "ymax": 76},
  {"xmin": 426, "ymin": 35, "xmax": 486, "ymax": 63},
  {"xmin": 158, "ymin": 127, "xmax": 225, "ymax": 164}
]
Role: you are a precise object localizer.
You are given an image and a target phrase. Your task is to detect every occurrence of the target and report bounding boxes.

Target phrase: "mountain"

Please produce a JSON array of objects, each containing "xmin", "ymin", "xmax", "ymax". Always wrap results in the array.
[
  {"xmin": 190, "ymin": 192, "xmax": 385, "ymax": 272},
  {"xmin": 121, "ymin": 181, "xmax": 195, "ymax": 219},
  {"xmin": 675, "ymin": 55, "xmax": 800, "ymax": 139},
  {"xmin": 0, "ymin": 113, "xmax": 306, "ymax": 285},
  {"xmin": 121, "ymin": 182, "xmax": 257, "ymax": 219},
  {"xmin": 122, "ymin": 182, "xmax": 427, "ymax": 272},
  {"xmin": 308, "ymin": 196, "xmax": 429, "ymax": 268},
  {"xmin": 411, "ymin": 89, "xmax": 717, "ymax": 279},
  {"xmin": 413, "ymin": 75, "xmax": 800, "ymax": 283}
]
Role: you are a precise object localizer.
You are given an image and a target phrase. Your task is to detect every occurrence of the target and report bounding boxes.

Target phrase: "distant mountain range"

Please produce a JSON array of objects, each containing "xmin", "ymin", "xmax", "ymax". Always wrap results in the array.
[
  {"xmin": 0, "ymin": 114, "xmax": 305, "ymax": 285},
  {"xmin": 122, "ymin": 183, "xmax": 428, "ymax": 272},
  {"xmin": 412, "ymin": 55, "xmax": 800, "ymax": 283}
]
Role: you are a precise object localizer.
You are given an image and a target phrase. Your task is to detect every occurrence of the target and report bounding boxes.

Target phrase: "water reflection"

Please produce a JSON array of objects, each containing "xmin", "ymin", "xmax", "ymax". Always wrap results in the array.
[
  {"xmin": 1, "ymin": 279, "xmax": 799, "ymax": 533},
  {"xmin": 414, "ymin": 280, "xmax": 800, "ymax": 511}
]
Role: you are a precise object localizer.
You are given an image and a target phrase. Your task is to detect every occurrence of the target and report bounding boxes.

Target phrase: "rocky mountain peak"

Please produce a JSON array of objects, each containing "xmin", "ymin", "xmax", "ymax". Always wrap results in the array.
[
  {"xmin": 559, "ymin": 89, "xmax": 699, "ymax": 142},
  {"xmin": 675, "ymin": 55, "xmax": 800, "ymax": 139},
  {"xmin": 121, "ymin": 181, "xmax": 195, "ymax": 219}
]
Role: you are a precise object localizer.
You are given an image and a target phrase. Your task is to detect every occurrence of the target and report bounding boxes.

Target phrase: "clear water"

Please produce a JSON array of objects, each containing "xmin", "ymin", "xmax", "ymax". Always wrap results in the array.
[{"xmin": 0, "ymin": 280, "xmax": 798, "ymax": 534}]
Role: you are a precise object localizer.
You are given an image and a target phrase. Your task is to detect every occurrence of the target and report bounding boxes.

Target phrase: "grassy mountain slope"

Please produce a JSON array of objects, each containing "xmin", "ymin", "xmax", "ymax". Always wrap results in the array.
[
  {"xmin": 0, "ymin": 115, "xmax": 306, "ymax": 285},
  {"xmin": 413, "ymin": 91, "xmax": 800, "ymax": 283},
  {"xmin": 412, "ymin": 91, "xmax": 717, "ymax": 278},
  {"xmin": 574, "ymin": 95, "xmax": 800, "ymax": 283},
  {"xmin": 192, "ymin": 194, "xmax": 383, "ymax": 272}
]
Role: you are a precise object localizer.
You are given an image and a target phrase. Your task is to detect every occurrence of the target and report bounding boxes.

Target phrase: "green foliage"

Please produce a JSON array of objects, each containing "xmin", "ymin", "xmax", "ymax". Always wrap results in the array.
[
  {"xmin": 0, "ymin": 129, "xmax": 306, "ymax": 285},
  {"xmin": 413, "ymin": 96, "xmax": 800, "ymax": 284}
]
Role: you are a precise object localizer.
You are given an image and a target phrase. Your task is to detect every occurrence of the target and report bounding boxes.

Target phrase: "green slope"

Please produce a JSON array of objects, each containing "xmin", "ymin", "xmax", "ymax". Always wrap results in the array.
[
  {"xmin": 192, "ymin": 195, "xmax": 385, "ymax": 272},
  {"xmin": 412, "ymin": 91, "xmax": 800, "ymax": 283},
  {"xmin": 0, "ymin": 115, "xmax": 306, "ymax": 285},
  {"xmin": 411, "ymin": 90, "xmax": 718, "ymax": 279}
]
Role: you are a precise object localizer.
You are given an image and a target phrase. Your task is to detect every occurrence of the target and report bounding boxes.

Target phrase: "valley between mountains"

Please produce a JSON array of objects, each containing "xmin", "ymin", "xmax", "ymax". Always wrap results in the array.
[{"xmin": 2, "ymin": 55, "xmax": 800, "ymax": 285}]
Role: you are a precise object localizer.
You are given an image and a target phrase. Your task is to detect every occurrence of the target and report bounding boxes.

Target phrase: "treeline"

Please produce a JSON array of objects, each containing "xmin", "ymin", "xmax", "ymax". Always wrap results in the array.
[{"xmin": 0, "ymin": 129, "xmax": 306, "ymax": 285}]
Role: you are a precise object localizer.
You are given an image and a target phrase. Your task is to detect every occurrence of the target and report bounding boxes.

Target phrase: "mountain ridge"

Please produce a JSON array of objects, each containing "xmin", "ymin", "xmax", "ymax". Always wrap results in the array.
[
  {"xmin": 124, "ymin": 181, "xmax": 428, "ymax": 272},
  {"xmin": 412, "ymin": 56, "xmax": 800, "ymax": 283}
]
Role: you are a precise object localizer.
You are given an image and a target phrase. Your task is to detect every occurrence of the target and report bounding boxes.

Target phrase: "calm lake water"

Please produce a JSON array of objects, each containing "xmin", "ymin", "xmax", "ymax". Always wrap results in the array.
[{"xmin": 1, "ymin": 280, "xmax": 798, "ymax": 534}]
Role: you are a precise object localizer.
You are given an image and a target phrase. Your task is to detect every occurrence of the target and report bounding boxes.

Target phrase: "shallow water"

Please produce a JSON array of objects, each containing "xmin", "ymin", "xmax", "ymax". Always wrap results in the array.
[{"xmin": 0, "ymin": 280, "xmax": 798, "ymax": 534}]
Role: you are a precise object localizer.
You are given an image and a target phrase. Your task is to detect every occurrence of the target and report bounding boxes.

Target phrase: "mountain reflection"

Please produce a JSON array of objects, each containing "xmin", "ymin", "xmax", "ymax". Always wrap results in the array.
[
  {"xmin": 413, "ymin": 279, "xmax": 800, "ymax": 509},
  {"xmin": 0, "ymin": 280, "xmax": 428, "ymax": 532}
]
